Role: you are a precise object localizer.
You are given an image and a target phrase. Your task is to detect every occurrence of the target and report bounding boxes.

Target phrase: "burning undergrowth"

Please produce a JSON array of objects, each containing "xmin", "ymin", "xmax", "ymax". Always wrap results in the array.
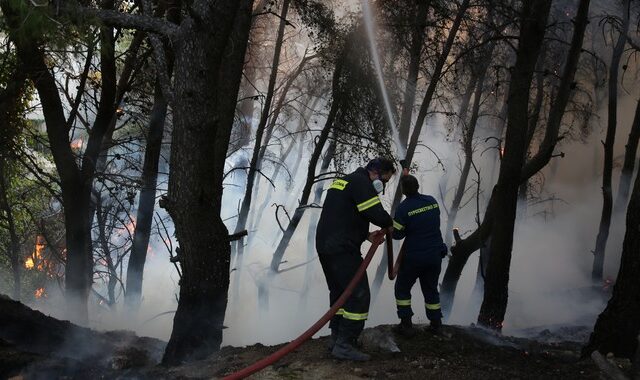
[{"xmin": 0, "ymin": 295, "xmax": 164, "ymax": 379}]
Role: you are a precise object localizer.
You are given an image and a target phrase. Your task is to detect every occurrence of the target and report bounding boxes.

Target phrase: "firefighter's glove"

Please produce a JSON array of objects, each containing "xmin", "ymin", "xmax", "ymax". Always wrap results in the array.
[
  {"xmin": 367, "ymin": 230, "xmax": 386, "ymax": 245},
  {"xmin": 399, "ymin": 159, "xmax": 409, "ymax": 169}
]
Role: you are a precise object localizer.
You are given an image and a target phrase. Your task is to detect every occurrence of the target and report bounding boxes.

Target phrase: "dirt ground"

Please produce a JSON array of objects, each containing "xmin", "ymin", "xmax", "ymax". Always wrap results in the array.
[
  {"xmin": 155, "ymin": 324, "xmax": 605, "ymax": 380},
  {"xmin": 2, "ymin": 294, "xmax": 634, "ymax": 379}
]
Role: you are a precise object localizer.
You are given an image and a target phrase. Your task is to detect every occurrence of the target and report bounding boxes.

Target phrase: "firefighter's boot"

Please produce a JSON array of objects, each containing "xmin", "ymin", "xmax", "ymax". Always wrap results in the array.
[
  {"xmin": 395, "ymin": 317, "xmax": 417, "ymax": 337},
  {"xmin": 327, "ymin": 329, "xmax": 338, "ymax": 352},
  {"xmin": 331, "ymin": 336, "xmax": 370, "ymax": 361},
  {"xmin": 427, "ymin": 318, "xmax": 442, "ymax": 333}
]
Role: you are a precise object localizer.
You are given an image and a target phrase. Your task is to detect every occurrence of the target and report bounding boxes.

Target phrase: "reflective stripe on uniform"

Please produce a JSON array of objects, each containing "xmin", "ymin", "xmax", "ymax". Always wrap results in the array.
[
  {"xmin": 336, "ymin": 308, "xmax": 345, "ymax": 315},
  {"xmin": 426, "ymin": 303, "xmax": 441, "ymax": 310},
  {"xmin": 342, "ymin": 310, "xmax": 368, "ymax": 321},
  {"xmin": 357, "ymin": 196, "xmax": 381, "ymax": 212},
  {"xmin": 329, "ymin": 179, "xmax": 349, "ymax": 191},
  {"xmin": 393, "ymin": 220, "xmax": 404, "ymax": 230},
  {"xmin": 407, "ymin": 203, "xmax": 438, "ymax": 216},
  {"xmin": 396, "ymin": 299, "xmax": 411, "ymax": 306}
]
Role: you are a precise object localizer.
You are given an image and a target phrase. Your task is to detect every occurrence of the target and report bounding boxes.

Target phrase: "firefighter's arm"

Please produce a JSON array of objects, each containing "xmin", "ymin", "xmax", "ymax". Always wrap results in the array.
[
  {"xmin": 352, "ymin": 178, "xmax": 393, "ymax": 228},
  {"xmin": 392, "ymin": 205, "xmax": 407, "ymax": 240}
]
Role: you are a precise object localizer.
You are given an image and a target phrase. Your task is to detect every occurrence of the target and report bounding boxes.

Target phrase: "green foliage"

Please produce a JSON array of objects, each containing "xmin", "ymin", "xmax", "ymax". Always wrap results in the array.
[{"xmin": 0, "ymin": 37, "xmax": 32, "ymax": 159}]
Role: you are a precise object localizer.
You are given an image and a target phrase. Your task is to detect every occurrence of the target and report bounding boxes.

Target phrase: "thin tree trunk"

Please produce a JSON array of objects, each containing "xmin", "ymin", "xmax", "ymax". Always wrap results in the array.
[
  {"xmin": 518, "ymin": 56, "xmax": 546, "ymax": 211},
  {"xmin": 582, "ymin": 154, "xmax": 640, "ymax": 359},
  {"xmin": 445, "ymin": 40, "xmax": 495, "ymax": 247},
  {"xmin": 161, "ymin": 0, "xmax": 254, "ymax": 364},
  {"xmin": 593, "ymin": 0, "xmax": 630, "ymax": 282},
  {"xmin": 397, "ymin": 0, "xmax": 430, "ymax": 148},
  {"xmin": 439, "ymin": 69, "xmax": 479, "ymax": 227},
  {"xmin": 613, "ymin": 98, "xmax": 640, "ymax": 214},
  {"xmin": 246, "ymin": 54, "xmax": 315, "ymax": 236},
  {"xmin": 270, "ymin": 90, "xmax": 342, "ymax": 272},
  {"xmin": 249, "ymin": 94, "xmax": 318, "ymax": 234},
  {"xmin": 234, "ymin": 0, "xmax": 291, "ymax": 257},
  {"xmin": 477, "ymin": 0, "xmax": 552, "ymax": 330},
  {"xmin": 124, "ymin": 82, "xmax": 168, "ymax": 310},
  {"xmin": 300, "ymin": 136, "xmax": 337, "ymax": 308},
  {"xmin": 372, "ymin": 0, "xmax": 471, "ymax": 296}
]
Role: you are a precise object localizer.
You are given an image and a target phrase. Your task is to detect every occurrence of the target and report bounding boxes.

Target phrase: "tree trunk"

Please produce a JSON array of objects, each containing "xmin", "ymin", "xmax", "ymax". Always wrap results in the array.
[
  {"xmin": 445, "ymin": 40, "xmax": 495, "ymax": 248},
  {"xmin": 613, "ymin": 98, "xmax": 640, "ymax": 214},
  {"xmin": 583, "ymin": 155, "xmax": 640, "ymax": 359},
  {"xmin": 234, "ymin": 0, "xmax": 291, "ymax": 258},
  {"xmin": 372, "ymin": 0, "xmax": 471, "ymax": 294},
  {"xmin": 593, "ymin": 0, "xmax": 630, "ymax": 282},
  {"xmin": 477, "ymin": 0, "xmax": 552, "ymax": 330},
  {"xmin": 397, "ymin": 0, "xmax": 430, "ymax": 149},
  {"xmin": 124, "ymin": 82, "xmax": 168, "ymax": 310},
  {"xmin": 246, "ymin": 54, "xmax": 315, "ymax": 238},
  {"xmin": 270, "ymin": 79, "xmax": 343, "ymax": 272},
  {"xmin": 161, "ymin": 0, "xmax": 254, "ymax": 364},
  {"xmin": 0, "ymin": 160, "xmax": 21, "ymax": 300},
  {"xmin": 441, "ymin": 0, "xmax": 591, "ymax": 318}
]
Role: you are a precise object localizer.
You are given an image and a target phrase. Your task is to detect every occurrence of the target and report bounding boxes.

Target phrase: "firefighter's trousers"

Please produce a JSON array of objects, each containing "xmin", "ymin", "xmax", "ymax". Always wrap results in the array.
[
  {"xmin": 394, "ymin": 256, "xmax": 443, "ymax": 322},
  {"xmin": 318, "ymin": 251, "xmax": 370, "ymax": 340}
]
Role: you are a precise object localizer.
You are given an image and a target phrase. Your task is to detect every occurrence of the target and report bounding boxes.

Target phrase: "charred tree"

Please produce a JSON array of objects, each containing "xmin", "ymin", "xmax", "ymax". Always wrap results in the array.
[
  {"xmin": 124, "ymin": 82, "xmax": 169, "ymax": 310},
  {"xmin": 613, "ymin": 98, "xmax": 640, "ymax": 214},
  {"xmin": 234, "ymin": 0, "xmax": 291, "ymax": 258},
  {"xmin": 477, "ymin": 0, "xmax": 552, "ymax": 330},
  {"xmin": 593, "ymin": 0, "xmax": 630, "ymax": 282},
  {"xmin": 441, "ymin": 0, "xmax": 591, "ymax": 318},
  {"xmin": 125, "ymin": 2, "xmax": 180, "ymax": 312},
  {"xmin": 397, "ymin": 0, "xmax": 430, "ymax": 148},
  {"xmin": 445, "ymin": 38, "xmax": 496, "ymax": 248},
  {"xmin": 583, "ymin": 154, "xmax": 640, "ymax": 359},
  {"xmin": 270, "ymin": 55, "xmax": 345, "ymax": 272},
  {"xmin": 161, "ymin": 0, "xmax": 254, "ymax": 364},
  {"xmin": 372, "ymin": 0, "xmax": 471, "ymax": 294},
  {"xmin": 2, "ymin": 0, "xmax": 120, "ymax": 322}
]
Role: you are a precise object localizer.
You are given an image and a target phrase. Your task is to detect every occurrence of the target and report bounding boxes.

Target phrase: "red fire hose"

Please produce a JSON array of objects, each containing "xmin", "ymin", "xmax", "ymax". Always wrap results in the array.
[
  {"xmin": 222, "ymin": 230, "xmax": 403, "ymax": 380},
  {"xmin": 386, "ymin": 231, "xmax": 404, "ymax": 280}
]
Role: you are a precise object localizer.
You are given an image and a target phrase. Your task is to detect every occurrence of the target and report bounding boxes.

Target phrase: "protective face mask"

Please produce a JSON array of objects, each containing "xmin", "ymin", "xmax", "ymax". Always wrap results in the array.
[{"xmin": 372, "ymin": 178, "xmax": 384, "ymax": 194}]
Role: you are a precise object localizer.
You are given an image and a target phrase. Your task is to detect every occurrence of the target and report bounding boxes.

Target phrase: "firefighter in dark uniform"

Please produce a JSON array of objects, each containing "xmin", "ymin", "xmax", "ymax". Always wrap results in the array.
[
  {"xmin": 316, "ymin": 158, "xmax": 395, "ymax": 361},
  {"xmin": 392, "ymin": 174, "xmax": 447, "ymax": 335}
]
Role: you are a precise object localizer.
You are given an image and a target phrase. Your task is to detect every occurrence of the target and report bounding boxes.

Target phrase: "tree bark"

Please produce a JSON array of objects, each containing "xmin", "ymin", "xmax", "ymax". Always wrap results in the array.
[
  {"xmin": 583, "ymin": 155, "xmax": 640, "ymax": 359},
  {"xmin": 0, "ymin": 160, "xmax": 21, "ymax": 300},
  {"xmin": 162, "ymin": 0, "xmax": 254, "ymax": 364},
  {"xmin": 593, "ymin": 0, "xmax": 630, "ymax": 282},
  {"xmin": 124, "ymin": 82, "xmax": 168, "ymax": 310},
  {"xmin": 477, "ymin": 0, "xmax": 552, "ymax": 330},
  {"xmin": 613, "ymin": 98, "xmax": 640, "ymax": 214}
]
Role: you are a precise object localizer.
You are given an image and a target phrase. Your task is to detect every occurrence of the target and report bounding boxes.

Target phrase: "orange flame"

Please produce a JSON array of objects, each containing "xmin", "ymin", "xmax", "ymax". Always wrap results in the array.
[
  {"xmin": 125, "ymin": 218, "xmax": 136, "ymax": 235},
  {"xmin": 25, "ymin": 236, "xmax": 46, "ymax": 270},
  {"xmin": 70, "ymin": 138, "xmax": 83, "ymax": 150},
  {"xmin": 34, "ymin": 287, "xmax": 46, "ymax": 299},
  {"xmin": 25, "ymin": 257, "xmax": 35, "ymax": 269}
]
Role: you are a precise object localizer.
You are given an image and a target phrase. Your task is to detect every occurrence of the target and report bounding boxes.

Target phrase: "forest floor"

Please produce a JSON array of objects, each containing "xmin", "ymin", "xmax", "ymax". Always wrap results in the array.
[{"xmin": 1, "ymin": 294, "xmax": 634, "ymax": 379}]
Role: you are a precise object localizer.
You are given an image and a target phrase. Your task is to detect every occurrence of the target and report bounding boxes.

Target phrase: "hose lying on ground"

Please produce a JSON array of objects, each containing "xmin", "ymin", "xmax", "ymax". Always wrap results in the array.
[{"xmin": 223, "ymin": 229, "xmax": 404, "ymax": 379}]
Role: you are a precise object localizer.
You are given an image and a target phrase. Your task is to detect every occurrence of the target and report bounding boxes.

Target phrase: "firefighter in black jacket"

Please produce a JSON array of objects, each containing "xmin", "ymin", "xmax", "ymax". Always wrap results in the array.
[
  {"xmin": 316, "ymin": 158, "xmax": 395, "ymax": 361},
  {"xmin": 392, "ymin": 174, "xmax": 447, "ymax": 335}
]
